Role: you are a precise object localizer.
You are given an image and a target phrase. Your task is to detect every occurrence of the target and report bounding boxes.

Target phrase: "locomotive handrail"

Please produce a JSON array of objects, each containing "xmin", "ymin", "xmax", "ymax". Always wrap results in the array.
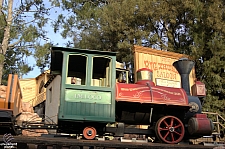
[
  {"xmin": 202, "ymin": 111, "xmax": 225, "ymax": 125},
  {"xmin": 203, "ymin": 112, "xmax": 225, "ymax": 120},
  {"xmin": 202, "ymin": 111, "xmax": 225, "ymax": 137},
  {"xmin": 189, "ymin": 111, "xmax": 225, "ymax": 144}
]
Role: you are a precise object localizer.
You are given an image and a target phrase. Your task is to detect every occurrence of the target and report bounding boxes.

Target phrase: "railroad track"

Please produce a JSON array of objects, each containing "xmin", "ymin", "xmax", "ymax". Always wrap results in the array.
[{"xmin": 0, "ymin": 135, "xmax": 219, "ymax": 149}]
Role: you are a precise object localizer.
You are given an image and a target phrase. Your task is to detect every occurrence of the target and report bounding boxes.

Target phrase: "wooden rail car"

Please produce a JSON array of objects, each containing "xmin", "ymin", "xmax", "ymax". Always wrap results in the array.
[{"xmin": 0, "ymin": 74, "xmax": 22, "ymax": 135}]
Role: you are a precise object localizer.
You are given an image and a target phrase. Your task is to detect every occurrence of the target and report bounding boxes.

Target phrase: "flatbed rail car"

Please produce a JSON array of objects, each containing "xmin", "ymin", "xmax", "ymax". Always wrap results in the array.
[
  {"xmin": 0, "ymin": 135, "xmax": 216, "ymax": 149},
  {"xmin": 0, "ymin": 74, "xmax": 22, "ymax": 135}
]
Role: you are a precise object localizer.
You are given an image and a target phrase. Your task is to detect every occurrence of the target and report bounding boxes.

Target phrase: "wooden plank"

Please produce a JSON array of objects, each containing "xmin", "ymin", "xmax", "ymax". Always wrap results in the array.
[
  {"xmin": 5, "ymin": 74, "xmax": 22, "ymax": 116},
  {"xmin": 0, "ymin": 98, "xmax": 5, "ymax": 108}
]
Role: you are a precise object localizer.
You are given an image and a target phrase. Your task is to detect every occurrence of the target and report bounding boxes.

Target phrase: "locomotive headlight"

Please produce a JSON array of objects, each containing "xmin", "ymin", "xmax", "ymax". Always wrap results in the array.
[{"xmin": 189, "ymin": 102, "xmax": 199, "ymax": 113}]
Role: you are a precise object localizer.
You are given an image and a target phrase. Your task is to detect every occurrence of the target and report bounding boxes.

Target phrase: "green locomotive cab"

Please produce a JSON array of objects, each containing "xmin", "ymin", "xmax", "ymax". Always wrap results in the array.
[{"xmin": 45, "ymin": 47, "xmax": 117, "ymax": 136}]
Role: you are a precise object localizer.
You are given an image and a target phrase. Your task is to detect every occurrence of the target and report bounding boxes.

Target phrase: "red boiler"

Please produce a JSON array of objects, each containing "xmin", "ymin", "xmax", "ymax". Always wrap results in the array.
[{"xmin": 116, "ymin": 83, "xmax": 189, "ymax": 107}]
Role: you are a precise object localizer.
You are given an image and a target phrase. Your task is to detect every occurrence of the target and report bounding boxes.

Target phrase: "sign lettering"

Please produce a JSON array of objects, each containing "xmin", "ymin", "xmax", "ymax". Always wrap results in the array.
[
  {"xmin": 144, "ymin": 61, "xmax": 178, "ymax": 73},
  {"xmin": 65, "ymin": 90, "xmax": 111, "ymax": 104},
  {"xmin": 74, "ymin": 94, "xmax": 102, "ymax": 100},
  {"xmin": 156, "ymin": 71, "xmax": 177, "ymax": 80},
  {"xmin": 143, "ymin": 56, "xmax": 179, "ymax": 81},
  {"xmin": 135, "ymin": 46, "xmax": 195, "ymax": 88},
  {"xmin": 156, "ymin": 78, "xmax": 181, "ymax": 88}
]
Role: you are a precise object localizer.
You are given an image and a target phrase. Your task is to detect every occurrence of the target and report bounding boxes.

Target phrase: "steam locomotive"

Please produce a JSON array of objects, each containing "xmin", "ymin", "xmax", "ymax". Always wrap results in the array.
[
  {"xmin": 0, "ymin": 46, "xmax": 213, "ymax": 144},
  {"xmin": 42, "ymin": 46, "xmax": 213, "ymax": 144}
]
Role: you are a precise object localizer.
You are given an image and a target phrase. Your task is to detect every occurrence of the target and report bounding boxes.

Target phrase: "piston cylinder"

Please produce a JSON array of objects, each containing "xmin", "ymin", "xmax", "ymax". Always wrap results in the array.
[{"xmin": 188, "ymin": 114, "xmax": 214, "ymax": 136}]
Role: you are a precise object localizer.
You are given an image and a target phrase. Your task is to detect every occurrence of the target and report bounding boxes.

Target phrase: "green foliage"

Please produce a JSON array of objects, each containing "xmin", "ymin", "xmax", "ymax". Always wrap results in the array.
[
  {"xmin": 0, "ymin": 0, "xmax": 51, "ymax": 84},
  {"xmin": 34, "ymin": 43, "xmax": 51, "ymax": 72},
  {"xmin": 187, "ymin": 0, "xmax": 225, "ymax": 118},
  {"xmin": 2, "ymin": 48, "xmax": 33, "ymax": 85},
  {"xmin": 0, "ymin": 15, "xmax": 6, "ymax": 42},
  {"xmin": 52, "ymin": 0, "xmax": 225, "ymax": 117}
]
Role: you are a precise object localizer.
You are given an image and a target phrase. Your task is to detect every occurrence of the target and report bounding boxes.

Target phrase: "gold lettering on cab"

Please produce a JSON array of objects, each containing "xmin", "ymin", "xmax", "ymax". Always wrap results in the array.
[{"xmin": 74, "ymin": 94, "xmax": 102, "ymax": 100}]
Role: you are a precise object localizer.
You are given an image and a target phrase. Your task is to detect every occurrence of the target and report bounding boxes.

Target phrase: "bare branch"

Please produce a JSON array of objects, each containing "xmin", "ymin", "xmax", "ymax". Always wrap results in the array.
[
  {"xmin": 12, "ymin": 0, "xmax": 50, "ymax": 21},
  {"xmin": 8, "ymin": 39, "xmax": 22, "ymax": 48},
  {"xmin": 23, "ymin": 18, "xmax": 38, "ymax": 25},
  {"xmin": 13, "ymin": 44, "xmax": 36, "ymax": 48}
]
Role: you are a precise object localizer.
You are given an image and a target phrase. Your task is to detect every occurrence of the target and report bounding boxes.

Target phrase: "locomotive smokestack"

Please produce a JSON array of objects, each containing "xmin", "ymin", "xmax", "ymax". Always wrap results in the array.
[{"xmin": 173, "ymin": 58, "xmax": 195, "ymax": 95}]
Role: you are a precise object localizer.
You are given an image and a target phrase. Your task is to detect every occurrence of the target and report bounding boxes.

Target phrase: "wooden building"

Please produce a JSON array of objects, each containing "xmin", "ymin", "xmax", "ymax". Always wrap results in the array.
[
  {"xmin": 20, "ymin": 70, "xmax": 50, "ymax": 116},
  {"xmin": 19, "ymin": 78, "xmax": 36, "ymax": 104},
  {"xmin": 132, "ymin": 45, "xmax": 196, "ymax": 90}
]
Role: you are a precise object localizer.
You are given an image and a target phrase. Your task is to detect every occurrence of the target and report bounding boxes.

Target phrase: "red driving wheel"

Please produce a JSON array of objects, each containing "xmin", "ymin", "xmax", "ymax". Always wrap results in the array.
[
  {"xmin": 83, "ymin": 126, "xmax": 97, "ymax": 140},
  {"xmin": 155, "ymin": 116, "xmax": 185, "ymax": 144}
]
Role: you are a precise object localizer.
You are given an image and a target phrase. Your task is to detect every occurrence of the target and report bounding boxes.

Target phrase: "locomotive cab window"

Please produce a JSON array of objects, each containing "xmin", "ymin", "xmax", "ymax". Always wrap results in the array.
[
  {"xmin": 92, "ymin": 57, "xmax": 111, "ymax": 87},
  {"xmin": 66, "ymin": 54, "xmax": 87, "ymax": 85},
  {"xmin": 116, "ymin": 70, "xmax": 127, "ymax": 83}
]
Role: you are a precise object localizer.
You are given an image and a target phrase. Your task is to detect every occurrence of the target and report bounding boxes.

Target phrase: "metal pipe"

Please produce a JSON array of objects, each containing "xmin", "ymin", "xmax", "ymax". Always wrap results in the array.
[
  {"xmin": 146, "ymin": 82, "xmax": 154, "ymax": 123},
  {"xmin": 173, "ymin": 58, "xmax": 195, "ymax": 95}
]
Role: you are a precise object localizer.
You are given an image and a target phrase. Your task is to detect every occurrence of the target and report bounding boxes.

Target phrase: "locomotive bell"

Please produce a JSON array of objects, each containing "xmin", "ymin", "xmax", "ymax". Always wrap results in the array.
[
  {"xmin": 136, "ymin": 68, "xmax": 153, "ymax": 81},
  {"xmin": 136, "ymin": 68, "xmax": 155, "ymax": 86},
  {"xmin": 173, "ymin": 58, "xmax": 195, "ymax": 95}
]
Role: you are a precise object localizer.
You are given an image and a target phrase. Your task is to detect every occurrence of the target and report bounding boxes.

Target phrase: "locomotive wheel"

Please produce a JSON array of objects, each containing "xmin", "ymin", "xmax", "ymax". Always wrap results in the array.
[
  {"xmin": 155, "ymin": 116, "xmax": 185, "ymax": 144},
  {"xmin": 83, "ymin": 126, "xmax": 97, "ymax": 140}
]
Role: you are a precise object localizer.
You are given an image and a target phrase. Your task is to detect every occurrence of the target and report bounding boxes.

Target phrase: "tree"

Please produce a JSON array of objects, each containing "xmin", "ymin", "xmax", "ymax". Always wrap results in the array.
[
  {"xmin": 188, "ymin": 0, "xmax": 225, "ymax": 116},
  {"xmin": 52, "ymin": 0, "xmax": 164, "ymax": 62},
  {"xmin": 51, "ymin": 0, "xmax": 201, "ymax": 61},
  {"xmin": 0, "ymin": 0, "xmax": 14, "ymax": 84},
  {"xmin": 0, "ymin": 0, "xmax": 51, "ymax": 84},
  {"xmin": 52, "ymin": 0, "xmax": 225, "ymax": 117}
]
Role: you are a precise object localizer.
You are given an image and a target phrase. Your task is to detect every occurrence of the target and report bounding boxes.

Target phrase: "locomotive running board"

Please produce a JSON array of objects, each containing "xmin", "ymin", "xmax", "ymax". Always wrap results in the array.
[
  {"xmin": 203, "ymin": 142, "xmax": 225, "ymax": 146},
  {"xmin": 96, "ymin": 136, "xmax": 149, "ymax": 143},
  {"xmin": 16, "ymin": 123, "xmax": 58, "ymax": 129},
  {"xmin": 120, "ymin": 137, "xmax": 148, "ymax": 143},
  {"xmin": 105, "ymin": 127, "xmax": 154, "ymax": 136}
]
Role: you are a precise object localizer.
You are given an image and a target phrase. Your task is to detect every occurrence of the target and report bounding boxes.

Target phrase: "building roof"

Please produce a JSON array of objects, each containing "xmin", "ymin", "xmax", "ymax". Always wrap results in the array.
[{"xmin": 132, "ymin": 45, "xmax": 190, "ymax": 59}]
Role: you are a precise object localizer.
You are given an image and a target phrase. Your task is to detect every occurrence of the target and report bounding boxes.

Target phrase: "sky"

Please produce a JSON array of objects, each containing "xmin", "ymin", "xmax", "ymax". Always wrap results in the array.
[
  {"xmin": 22, "ymin": 2, "xmax": 70, "ymax": 79},
  {"xmin": 23, "ymin": 30, "xmax": 67, "ymax": 79}
]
